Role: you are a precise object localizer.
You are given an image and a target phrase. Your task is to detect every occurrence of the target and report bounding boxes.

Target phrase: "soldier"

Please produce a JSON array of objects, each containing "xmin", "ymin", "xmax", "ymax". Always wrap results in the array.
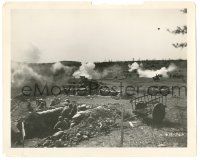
[
  {"xmin": 53, "ymin": 116, "xmax": 70, "ymax": 131},
  {"xmin": 36, "ymin": 98, "xmax": 47, "ymax": 110},
  {"xmin": 62, "ymin": 98, "xmax": 70, "ymax": 106},
  {"xmin": 61, "ymin": 103, "xmax": 73, "ymax": 118},
  {"xmin": 27, "ymin": 101, "xmax": 34, "ymax": 112},
  {"xmin": 64, "ymin": 118, "xmax": 71, "ymax": 127},
  {"xmin": 69, "ymin": 104, "xmax": 77, "ymax": 118}
]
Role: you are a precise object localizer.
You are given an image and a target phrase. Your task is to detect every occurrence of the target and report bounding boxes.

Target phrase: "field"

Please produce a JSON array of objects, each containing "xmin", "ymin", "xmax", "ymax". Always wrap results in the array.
[{"xmin": 11, "ymin": 60, "xmax": 187, "ymax": 147}]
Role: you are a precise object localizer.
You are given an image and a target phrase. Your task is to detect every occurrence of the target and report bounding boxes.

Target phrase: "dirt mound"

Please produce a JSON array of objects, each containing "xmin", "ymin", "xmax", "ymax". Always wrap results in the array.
[{"xmin": 37, "ymin": 105, "xmax": 121, "ymax": 147}]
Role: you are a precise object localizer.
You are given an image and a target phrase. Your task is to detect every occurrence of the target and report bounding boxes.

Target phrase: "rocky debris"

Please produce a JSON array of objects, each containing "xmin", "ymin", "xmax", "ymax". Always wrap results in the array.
[
  {"xmin": 51, "ymin": 131, "xmax": 64, "ymax": 140},
  {"xmin": 128, "ymin": 120, "xmax": 142, "ymax": 128},
  {"xmin": 54, "ymin": 139, "xmax": 63, "ymax": 147},
  {"xmin": 37, "ymin": 105, "xmax": 121, "ymax": 147},
  {"xmin": 72, "ymin": 110, "xmax": 91, "ymax": 125},
  {"xmin": 157, "ymin": 143, "xmax": 167, "ymax": 147},
  {"xmin": 42, "ymin": 139, "xmax": 52, "ymax": 147},
  {"xmin": 64, "ymin": 99, "xmax": 70, "ymax": 103}
]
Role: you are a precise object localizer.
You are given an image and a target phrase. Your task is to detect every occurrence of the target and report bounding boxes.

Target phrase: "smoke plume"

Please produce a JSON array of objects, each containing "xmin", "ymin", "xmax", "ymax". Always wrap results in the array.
[
  {"xmin": 11, "ymin": 63, "xmax": 46, "ymax": 87},
  {"xmin": 128, "ymin": 62, "xmax": 141, "ymax": 72},
  {"xmin": 73, "ymin": 62, "xmax": 125, "ymax": 79},
  {"xmin": 51, "ymin": 62, "xmax": 73, "ymax": 76},
  {"xmin": 73, "ymin": 62, "xmax": 101, "ymax": 79},
  {"xmin": 128, "ymin": 62, "xmax": 177, "ymax": 78},
  {"xmin": 11, "ymin": 61, "xmax": 75, "ymax": 90}
]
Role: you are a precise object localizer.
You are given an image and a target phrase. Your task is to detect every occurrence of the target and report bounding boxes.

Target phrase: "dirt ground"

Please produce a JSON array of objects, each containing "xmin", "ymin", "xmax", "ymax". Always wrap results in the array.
[{"xmin": 11, "ymin": 77, "xmax": 187, "ymax": 147}]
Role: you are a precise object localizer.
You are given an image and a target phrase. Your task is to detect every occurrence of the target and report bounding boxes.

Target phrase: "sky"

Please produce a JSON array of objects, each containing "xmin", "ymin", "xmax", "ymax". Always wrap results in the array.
[{"xmin": 11, "ymin": 9, "xmax": 187, "ymax": 63}]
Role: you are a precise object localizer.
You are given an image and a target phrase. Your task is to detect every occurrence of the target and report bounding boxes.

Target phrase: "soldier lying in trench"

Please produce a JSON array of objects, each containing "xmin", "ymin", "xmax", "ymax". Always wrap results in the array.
[
  {"xmin": 53, "ymin": 116, "xmax": 70, "ymax": 131},
  {"xmin": 36, "ymin": 98, "xmax": 47, "ymax": 110},
  {"xmin": 61, "ymin": 103, "xmax": 77, "ymax": 119}
]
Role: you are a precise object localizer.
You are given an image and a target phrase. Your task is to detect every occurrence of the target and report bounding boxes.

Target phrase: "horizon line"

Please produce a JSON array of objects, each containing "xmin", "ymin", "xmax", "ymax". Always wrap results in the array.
[{"xmin": 11, "ymin": 58, "xmax": 187, "ymax": 64}]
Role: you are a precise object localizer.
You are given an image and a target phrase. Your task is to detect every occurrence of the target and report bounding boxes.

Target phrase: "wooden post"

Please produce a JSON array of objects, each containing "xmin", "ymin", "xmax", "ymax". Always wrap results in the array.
[
  {"xmin": 130, "ymin": 100, "xmax": 134, "ymax": 112},
  {"xmin": 21, "ymin": 122, "xmax": 26, "ymax": 147},
  {"xmin": 120, "ymin": 107, "xmax": 124, "ymax": 147},
  {"xmin": 176, "ymin": 96, "xmax": 178, "ymax": 106}
]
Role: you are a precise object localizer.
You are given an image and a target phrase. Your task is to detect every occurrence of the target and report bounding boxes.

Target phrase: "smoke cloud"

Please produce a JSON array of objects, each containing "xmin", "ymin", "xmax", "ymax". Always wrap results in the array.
[
  {"xmin": 73, "ymin": 62, "xmax": 124, "ymax": 79},
  {"xmin": 51, "ymin": 62, "xmax": 73, "ymax": 75},
  {"xmin": 128, "ymin": 62, "xmax": 177, "ymax": 78},
  {"xmin": 128, "ymin": 62, "xmax": 140, "ymax": 72},
  {"xmin": 73, "ymin": 62, "xmax": 101, "ymax": 79},
  {"xmin": 11, "ymin": 63, "xmax": 46, "ymax": 87},
  {"xmin": 12, "ymin": 61, "xmax": 76, "ymax": 89}
]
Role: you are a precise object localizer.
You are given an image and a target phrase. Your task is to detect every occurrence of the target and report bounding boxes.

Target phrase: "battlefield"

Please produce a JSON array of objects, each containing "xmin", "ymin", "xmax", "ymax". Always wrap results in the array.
[{"xmin": 11, "ymin": 59, "xmax": 187, "ymax": 148}]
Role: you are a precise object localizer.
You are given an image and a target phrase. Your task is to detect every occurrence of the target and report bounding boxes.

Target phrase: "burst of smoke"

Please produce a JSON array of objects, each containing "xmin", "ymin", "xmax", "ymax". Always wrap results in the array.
[
  {"xmin": 11, "ymin": 61, "xmax": 74, "ymax": 90},
  {"xmin": 73, "ymin": 62, "xmax": 124, "ymax": 79},
  {"xmin": 73, "ymin": 62, "xmax": 101, "ymax": 79},
  {"xmin": 167, "ymin": 63, "xmax": 177, "ymax": 72},
  {"xmin": 51, "ymin": 62, "xmax": 73, "ymax": 75},
  {"xmin": 128, "ymin": 62, "xmax": 177, "ymax": 78},
  {"xmin": 11, "ymin": 63, "xmax": 46, "ymax": 87},
  {"xmin": 128, "ymin": 62, "xmax": 140, "ymax": 72}
]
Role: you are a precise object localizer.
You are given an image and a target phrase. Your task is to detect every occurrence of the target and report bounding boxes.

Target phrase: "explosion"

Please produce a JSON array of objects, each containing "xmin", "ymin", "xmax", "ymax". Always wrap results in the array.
[
  {"xmin": 73, "ymin": 62, "xmax": 101, "ymax": 79},
  {"xmin": 128, "ymin": 62, "xmax": 177, "ymax": 78}
]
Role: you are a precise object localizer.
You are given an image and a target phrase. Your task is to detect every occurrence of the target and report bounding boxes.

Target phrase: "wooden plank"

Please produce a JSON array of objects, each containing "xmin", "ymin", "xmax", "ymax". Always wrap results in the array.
[
  {"xmin": 21, "ymin": 122, "xmax": 25, "ymax": 147},
  {"xmin": 120, "ymin": 107, "xmax": 124, "ymax": 147}
]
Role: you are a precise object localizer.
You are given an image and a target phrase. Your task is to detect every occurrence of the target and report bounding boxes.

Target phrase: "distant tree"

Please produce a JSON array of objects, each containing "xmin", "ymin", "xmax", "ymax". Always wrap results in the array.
[
  {"xmin": 167, "ymin": 8, "xmax": 187, "ymax": 48},
  {"xmin": 167, "ymin": 25, "xmax": 187, "ymax": 35},
  {"xmin": 172, "ymin": 42, "xmax": 187, "ymax": 48},
  {"xmin": 180, "ymin": 8, "xmax": 187, "ymax": 13}
]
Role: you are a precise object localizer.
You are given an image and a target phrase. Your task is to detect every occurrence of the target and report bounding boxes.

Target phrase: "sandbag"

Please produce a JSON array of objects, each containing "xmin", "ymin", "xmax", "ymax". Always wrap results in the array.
[
  {"xmin": 77, "ymin": 104, "xmax": 87, "ymax": 111},
  {"xmin": 52, "ymin": 131, "xmax": 64, "ymax": 140},
  {"xmin": 72, "ymin": 110, "xmax": 91, "ymax": 124}
]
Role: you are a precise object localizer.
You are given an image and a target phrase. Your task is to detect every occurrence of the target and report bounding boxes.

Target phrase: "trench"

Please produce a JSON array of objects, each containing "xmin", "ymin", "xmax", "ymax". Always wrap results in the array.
[{"xmin": 23, "ymin": 107, "xmax": 63, "ymax": 138}]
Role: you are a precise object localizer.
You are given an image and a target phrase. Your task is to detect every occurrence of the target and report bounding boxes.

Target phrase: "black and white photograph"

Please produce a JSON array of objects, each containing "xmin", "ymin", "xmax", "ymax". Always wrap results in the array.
[{"xmin": 2, "ymin": 1, "xmax": 196, "ymax": 157}]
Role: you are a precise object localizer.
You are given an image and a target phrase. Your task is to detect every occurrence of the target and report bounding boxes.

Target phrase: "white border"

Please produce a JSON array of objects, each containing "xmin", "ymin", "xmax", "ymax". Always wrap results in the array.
[{"xmin": 1, "ymin": 2, "xmax": 199, "ymax": 159}]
